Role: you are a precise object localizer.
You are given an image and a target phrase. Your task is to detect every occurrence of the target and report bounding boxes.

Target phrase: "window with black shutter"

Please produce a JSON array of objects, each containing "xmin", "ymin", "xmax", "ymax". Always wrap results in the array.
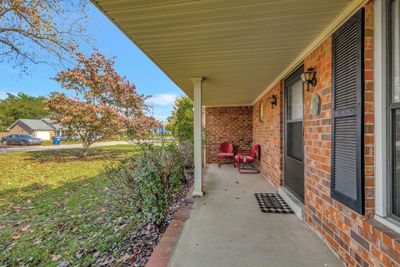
[{"xmin": 331, "ymin": 9, "xmax": 364, "ymax": 214}]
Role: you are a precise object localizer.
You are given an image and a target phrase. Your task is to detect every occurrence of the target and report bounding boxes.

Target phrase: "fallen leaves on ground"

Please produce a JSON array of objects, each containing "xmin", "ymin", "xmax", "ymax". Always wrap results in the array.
[
  {"xmin": 51, "ymin": 255, "xmax": 61, "ymax": 261},
  {"xmin": 0, "ymin": 145, "xmax": 192, "ymax": 267}
]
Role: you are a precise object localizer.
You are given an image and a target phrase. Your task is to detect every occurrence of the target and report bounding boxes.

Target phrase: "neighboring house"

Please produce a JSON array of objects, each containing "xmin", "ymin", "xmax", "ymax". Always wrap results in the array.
[
  {"xmin": 41, "ymin": 118, "xmax": 66, "ymax": 137},
  {"xmin": 152, "ymin": 121, "xmax": 168, "ymax": 135},
  {"xmin": 7, "ymin": 118, "xmax": 66, "ymax": 140},
  {"xmin": 7, "ymin": 119, "xmax": 55, "ymax": 140},
  {"xmin": 93, "ymin": 1, "xmax": 400, "ymax": 266}
]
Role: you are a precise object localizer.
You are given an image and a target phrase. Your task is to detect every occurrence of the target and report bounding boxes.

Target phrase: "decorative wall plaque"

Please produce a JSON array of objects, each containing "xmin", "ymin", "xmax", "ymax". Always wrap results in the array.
[
  {"xmin": 311, "ymin": 93, "xmax": 321, "ymax": 116},
  {"xmin": 259, "ymin": 102, "xmax": 265, "ymax": 122}
]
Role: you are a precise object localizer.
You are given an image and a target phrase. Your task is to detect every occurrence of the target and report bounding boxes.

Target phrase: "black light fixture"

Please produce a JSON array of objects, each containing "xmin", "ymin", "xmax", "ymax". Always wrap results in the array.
[
  {"xmin": 270, "ymin": 95, "xmax": 277, "ymax": 108},
  {"xmin": 301, "ymin": 67, "xmax": 317, "ymax": 91}
]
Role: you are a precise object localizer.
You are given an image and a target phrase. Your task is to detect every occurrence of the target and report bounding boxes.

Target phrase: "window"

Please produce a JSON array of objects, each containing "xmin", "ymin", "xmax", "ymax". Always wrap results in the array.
[
  {"xmin": 286, "ymin": 77, "xmax": 304, "ymax": 162},
  {"xmin": 287, "ymin": 79, "xmax": 303, "ymax": 121},
  {"xmin": 331, "ymin": 9, "xmax": 364, "ymax": 214},
  {"xmin": 389, "ymin": 0, "xmax": 400, "ymax": 219}
]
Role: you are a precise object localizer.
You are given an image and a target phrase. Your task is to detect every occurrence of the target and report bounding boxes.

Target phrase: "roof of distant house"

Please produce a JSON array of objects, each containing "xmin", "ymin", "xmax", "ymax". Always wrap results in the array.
[
  {"xmin": 41, "ymin": 118, "xmax": 65, "ymax": 130},
  {"xmin": 8, "ymin": 119, "xmax": 54, "ymax": 131}
]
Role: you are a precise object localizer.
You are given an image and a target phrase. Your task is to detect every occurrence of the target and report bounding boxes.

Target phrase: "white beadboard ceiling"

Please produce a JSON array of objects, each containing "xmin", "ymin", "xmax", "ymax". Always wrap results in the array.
[{"xmin": 92, "ymin": 0, "xmax": 355, "ymax": 106}]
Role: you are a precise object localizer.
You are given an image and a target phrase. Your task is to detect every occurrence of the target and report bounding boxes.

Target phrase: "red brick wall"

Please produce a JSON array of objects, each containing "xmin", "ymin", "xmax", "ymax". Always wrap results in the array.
[
  {"xmin": 205, "ymin": 106, "xmax": 252, "ymax": 164},
  {"xmin": 245, "ymin": 2, "xmax": 400, "ymax": 266},
  {"xmin": 303, "ymin": 2, "xmax": 400, "ymax": 266},
  {"xmin": 364, "ymin": 4, "xmax": 376, "ymax": 218},
  {"xmin": 252, "ymin": 83, "xmax": 283, "ymax": 188},
  {"xmin": 203, "ymin": 2, "xmax": 400, "ymax": 265}
]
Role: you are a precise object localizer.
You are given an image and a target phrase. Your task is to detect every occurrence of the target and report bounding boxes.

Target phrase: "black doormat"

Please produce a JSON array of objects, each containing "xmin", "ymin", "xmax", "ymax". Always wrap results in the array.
[{"xmin": 255, "ymin": 193, "xmax": 294, "ymax": 214}]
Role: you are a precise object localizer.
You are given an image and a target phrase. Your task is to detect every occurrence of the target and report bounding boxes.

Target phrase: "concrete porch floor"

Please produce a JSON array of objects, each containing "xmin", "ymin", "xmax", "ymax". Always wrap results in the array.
[{"xmin": 169, "ymin": 164, "xmax": 343, "ymax": 267}]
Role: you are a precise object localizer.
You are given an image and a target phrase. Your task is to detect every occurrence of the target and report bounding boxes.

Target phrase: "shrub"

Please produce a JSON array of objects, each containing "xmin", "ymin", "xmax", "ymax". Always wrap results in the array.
[
  {"xmin": 106, "ymin": 143, "xmax": 193, "ymax": 226},
  {"xmin": 167, "ymin": 97, "xmax": 193, "ymax": 142},
  {"xmin": 177, "ymin": 141, "xmax": 194, "ymax": 179}
]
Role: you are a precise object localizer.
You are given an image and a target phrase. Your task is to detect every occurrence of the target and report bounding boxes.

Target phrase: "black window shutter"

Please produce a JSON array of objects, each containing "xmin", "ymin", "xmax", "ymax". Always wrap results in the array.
[{"xmin": 331, "ymin": 9, "xmax": 364, "ymax": 214}]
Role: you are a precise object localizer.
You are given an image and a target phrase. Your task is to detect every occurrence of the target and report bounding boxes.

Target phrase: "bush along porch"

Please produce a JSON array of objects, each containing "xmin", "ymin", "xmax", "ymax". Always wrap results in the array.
[{"xmin": 104, "ymin": 142, "xmax": 194, "ymax": 266}]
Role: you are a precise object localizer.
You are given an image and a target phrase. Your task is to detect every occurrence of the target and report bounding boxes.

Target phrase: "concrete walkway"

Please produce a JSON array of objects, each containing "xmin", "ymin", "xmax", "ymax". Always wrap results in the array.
[
  {"xmin": 169, "ymin": 164, "xmax": 343, "ymax": 267},
  {"xmin": 0, "ymin": 141, "xmax": 131, "ymax": 154}
]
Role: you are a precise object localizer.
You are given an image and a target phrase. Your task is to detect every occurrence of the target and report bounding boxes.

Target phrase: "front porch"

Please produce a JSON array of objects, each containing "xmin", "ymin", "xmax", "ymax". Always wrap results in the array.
[
  {"xmin": 169, "ymin": 164, "xmax": 342, "ymax": 267},
  {"xmin": 93, "ymin": 1, "xmax": 400, "ymax": 265}
]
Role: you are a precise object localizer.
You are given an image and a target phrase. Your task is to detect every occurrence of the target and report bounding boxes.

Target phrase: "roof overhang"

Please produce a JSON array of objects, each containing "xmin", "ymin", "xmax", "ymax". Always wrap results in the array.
[{"xmin": 91, "ymin": 0, "xmax": 367, "ymax": 106}]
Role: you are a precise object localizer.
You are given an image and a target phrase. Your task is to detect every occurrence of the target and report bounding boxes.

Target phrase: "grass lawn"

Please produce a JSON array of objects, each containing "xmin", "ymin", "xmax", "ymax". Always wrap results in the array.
[{"xmin": 0, "ymin": 145, "xmax": 141, "ymax": 266}]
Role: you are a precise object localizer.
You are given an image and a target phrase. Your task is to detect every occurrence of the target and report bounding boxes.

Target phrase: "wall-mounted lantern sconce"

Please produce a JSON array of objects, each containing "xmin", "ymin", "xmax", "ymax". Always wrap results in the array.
[
  {"xmin": 270, "ymin": 95, "xmax": 277, "ymax": 108},
  {"xmin": 301, "ymin": 67, "xmax": 317, "ymax": 91}
]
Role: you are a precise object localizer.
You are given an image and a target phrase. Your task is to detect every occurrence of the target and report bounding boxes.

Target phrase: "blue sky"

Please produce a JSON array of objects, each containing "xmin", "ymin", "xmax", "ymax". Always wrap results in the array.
[{"xmin": 0, "ymin": 2, "xmax": 184, "ymax": 121}]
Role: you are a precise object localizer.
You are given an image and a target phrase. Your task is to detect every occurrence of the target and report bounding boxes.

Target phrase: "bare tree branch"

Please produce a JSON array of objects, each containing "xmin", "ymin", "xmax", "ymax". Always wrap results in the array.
[
  {"xmin": 0, "ymin": 38, "xmax": 42, "ymax": 64},
  {"xmin": 0, "ymin": 0, "xmax": 90, "ymax": 73}
]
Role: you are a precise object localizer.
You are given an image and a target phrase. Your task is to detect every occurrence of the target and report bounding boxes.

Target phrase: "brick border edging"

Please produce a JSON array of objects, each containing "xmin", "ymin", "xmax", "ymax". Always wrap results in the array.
[
  {"xmin": 145, "ymin": 188, "xmax": 194, "ymax": 267},
  {"xmin": 145, "ymin": 166, "xmax": 209, "ymax": 267}
]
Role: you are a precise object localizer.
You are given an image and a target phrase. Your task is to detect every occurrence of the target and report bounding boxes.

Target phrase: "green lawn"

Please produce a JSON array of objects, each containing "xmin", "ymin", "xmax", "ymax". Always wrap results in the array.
[{"xmin": 0, "ymin": 145, "xmax": 141, "ymax": 266}]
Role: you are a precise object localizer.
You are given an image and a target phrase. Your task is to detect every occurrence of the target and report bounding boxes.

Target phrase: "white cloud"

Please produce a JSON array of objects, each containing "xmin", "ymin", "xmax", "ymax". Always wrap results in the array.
[
  {"xmin": 153, "ymin": 109, "xmax": 172, "ymax": 122},
  {"xmin": 147, "ymin": 94, "xmax": 177, "ymax": 106},
  {"xmin": 145, "ymin": 95, "xmax": 177, "ymax": 121}
]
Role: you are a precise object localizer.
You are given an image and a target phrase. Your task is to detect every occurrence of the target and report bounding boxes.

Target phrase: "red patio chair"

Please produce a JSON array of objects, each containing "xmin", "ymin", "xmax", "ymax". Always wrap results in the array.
[
  {"xmin": 234, "ymin": 144, "xmax": 260, "ymax": 174},
  {"xmin": 217, "ymin": 142, "xmax": 235, "ymax": 167}
]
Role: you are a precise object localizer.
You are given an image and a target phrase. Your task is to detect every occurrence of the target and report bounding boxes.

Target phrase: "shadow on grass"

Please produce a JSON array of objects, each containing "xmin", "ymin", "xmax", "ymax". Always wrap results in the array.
[
  {"xmin": 0, "ymin": 169, "xmax": 140, "ymax": 266},
  {"xmin": 0, "ymin": 146, "xmax": 140, "ymax": 205},
  {"xmin": 24, "ymin": 146, "xmax": 140, "ymax": 163},
  {"xmin": 0, "ymin": 171, "xmax": 113, "ymax": 212},
  {"xmin": 0, "ymin": 183, "xmax": 51, "ymax": 204}
]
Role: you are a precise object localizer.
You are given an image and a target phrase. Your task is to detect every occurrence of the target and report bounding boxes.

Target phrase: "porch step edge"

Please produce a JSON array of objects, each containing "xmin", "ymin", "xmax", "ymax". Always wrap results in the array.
[{"xmin": 278, "ymin": 187, "xmax": 304, "ymax": 221}]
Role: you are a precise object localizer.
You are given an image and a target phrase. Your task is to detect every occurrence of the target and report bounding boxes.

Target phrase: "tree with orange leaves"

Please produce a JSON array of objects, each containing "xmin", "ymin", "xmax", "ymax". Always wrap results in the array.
[{"xmin": 46, "ymin": 51, "xmax": 159, "ymax": 158}]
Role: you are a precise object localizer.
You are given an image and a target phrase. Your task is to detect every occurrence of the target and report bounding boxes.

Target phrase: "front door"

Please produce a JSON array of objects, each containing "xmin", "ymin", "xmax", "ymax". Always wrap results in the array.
[{"xmin": 284, "ymin": 67, "xmax": 304, "ymax": 202}]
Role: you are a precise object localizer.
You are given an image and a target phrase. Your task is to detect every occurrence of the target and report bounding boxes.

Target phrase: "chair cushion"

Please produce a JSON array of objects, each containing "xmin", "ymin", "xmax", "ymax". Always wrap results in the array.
[
  {"xmin": 220, "ymin": 142, "xmax": 234, "ymax": 154},
  {"xmin": 218, "ymin": 152, "xmax": 234, "ymax": 157},
  {"xmin": 235, "ymin": 154, "xmax": 254, "ymax": 162}
]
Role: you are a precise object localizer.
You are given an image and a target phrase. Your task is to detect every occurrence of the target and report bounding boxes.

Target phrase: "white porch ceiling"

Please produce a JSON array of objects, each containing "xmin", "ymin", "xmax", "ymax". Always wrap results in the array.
[{"xmin": 92, "ymin": 0, "xmax": 355, "ymax": 106}]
